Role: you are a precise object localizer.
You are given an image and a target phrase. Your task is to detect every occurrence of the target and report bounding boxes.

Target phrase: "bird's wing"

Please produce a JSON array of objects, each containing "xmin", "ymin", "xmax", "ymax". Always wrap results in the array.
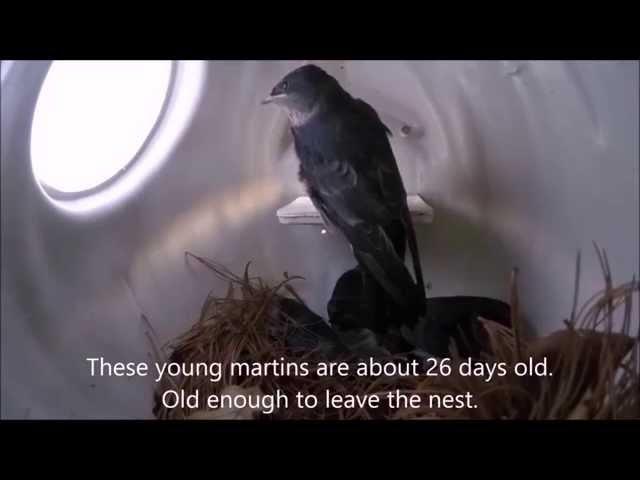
[
  {"xmin": 353, "ymin": 98, "xmax": 426, "ymax": 309},
  {"xmin": 297, "ymin": 100, "xmax": 406, "ymax": 226},
  {"xmin": 352, "ymin": 99, "xmax": 407, "ymax": 213},
  {"xmin": 293, "ymin": 105, "xmax": 423, "ymax": 316}
]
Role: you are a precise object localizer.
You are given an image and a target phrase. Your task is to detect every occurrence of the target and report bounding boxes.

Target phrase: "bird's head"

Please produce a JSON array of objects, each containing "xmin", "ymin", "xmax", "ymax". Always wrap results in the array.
[{"xmin": 261, "ymin": 64, "xmax": 341, "ymax": 123}]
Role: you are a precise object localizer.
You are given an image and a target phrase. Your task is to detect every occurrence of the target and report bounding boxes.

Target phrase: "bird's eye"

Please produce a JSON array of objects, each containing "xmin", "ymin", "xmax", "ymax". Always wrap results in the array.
[{"xmin": 281, "ymin": 81, "xmax": 288, "ymax": 91}]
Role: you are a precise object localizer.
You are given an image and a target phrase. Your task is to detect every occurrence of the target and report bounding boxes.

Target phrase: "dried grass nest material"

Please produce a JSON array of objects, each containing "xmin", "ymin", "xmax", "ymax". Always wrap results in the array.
[{"xmin": 149, "ymin": 247, "xmax": 639, "ymax": 420}]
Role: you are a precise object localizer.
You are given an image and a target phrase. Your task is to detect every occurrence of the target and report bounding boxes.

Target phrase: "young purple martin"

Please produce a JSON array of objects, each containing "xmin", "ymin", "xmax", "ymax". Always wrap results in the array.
[{"xmin": 262, "ymin": 64, "xmax": 427, "ymax": 332}]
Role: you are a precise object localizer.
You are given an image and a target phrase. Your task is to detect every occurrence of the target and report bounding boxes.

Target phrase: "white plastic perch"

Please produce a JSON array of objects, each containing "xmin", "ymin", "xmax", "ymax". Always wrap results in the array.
[{"xmin": 276, "ymin": 195, "xmax": 434, "ymax": 226}]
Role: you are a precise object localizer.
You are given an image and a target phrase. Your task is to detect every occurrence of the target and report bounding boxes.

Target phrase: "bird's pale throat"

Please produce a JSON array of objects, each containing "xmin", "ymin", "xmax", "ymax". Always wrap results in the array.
[{"xmin": 286, "ymin": 105, "xmax": 319, "ymax": 127}]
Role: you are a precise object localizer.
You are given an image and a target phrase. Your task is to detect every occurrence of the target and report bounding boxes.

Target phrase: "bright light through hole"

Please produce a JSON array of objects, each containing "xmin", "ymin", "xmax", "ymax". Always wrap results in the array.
[{"xmin": 31, "ymin": 61, "xmax": 173, "ymax": 193}]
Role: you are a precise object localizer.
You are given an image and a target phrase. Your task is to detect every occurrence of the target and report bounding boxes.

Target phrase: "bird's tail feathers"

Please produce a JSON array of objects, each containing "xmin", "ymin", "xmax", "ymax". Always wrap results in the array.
[
  {"xmin": 402, "ymin": 205, "xmax": 427, "ymax": 316},
  {"xmin": 352, "ymin": 225, "xmax": 425, "ymax": 323}
]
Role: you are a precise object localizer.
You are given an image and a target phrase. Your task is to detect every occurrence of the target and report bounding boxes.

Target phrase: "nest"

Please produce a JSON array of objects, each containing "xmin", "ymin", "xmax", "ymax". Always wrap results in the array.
[{"xmin": 149, "ymin": 246, "xmax": 639, "ymax": 420}]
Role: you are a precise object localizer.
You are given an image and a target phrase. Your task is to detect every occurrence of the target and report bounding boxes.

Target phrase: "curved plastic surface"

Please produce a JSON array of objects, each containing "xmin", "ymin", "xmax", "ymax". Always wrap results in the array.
[{"xmin": 1, "ymin": 60, "xmax": 638, "ymax": 418}]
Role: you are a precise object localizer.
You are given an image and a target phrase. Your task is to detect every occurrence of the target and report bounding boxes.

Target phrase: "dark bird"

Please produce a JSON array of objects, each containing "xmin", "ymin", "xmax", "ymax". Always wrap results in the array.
[
  {"xmin": 414, "ymin": 295, "xmax": 512, "ymax": 358},
  {"xmin": 276, "ymin": 296, "xmax": 349, "ymax": 358},
  {"xmin": 262, "ymin": 64, "xmax": 426, "ymax": 338},
  {"xmin": 327, "ymin": 265, "xmax": 513, "ymax": 358}
]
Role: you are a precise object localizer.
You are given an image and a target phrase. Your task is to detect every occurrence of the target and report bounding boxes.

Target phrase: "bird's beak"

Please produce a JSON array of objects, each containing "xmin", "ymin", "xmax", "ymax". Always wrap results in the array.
[{"xmin": 261, "ymin": 93, "xmax": 287, "ymax": 105}]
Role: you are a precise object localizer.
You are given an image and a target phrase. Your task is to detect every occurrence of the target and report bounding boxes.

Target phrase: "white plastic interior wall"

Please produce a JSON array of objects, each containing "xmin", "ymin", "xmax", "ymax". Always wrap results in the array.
[{"xmin": 1, "ymin": 60, "xmax": 638, "ymax": 419}]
